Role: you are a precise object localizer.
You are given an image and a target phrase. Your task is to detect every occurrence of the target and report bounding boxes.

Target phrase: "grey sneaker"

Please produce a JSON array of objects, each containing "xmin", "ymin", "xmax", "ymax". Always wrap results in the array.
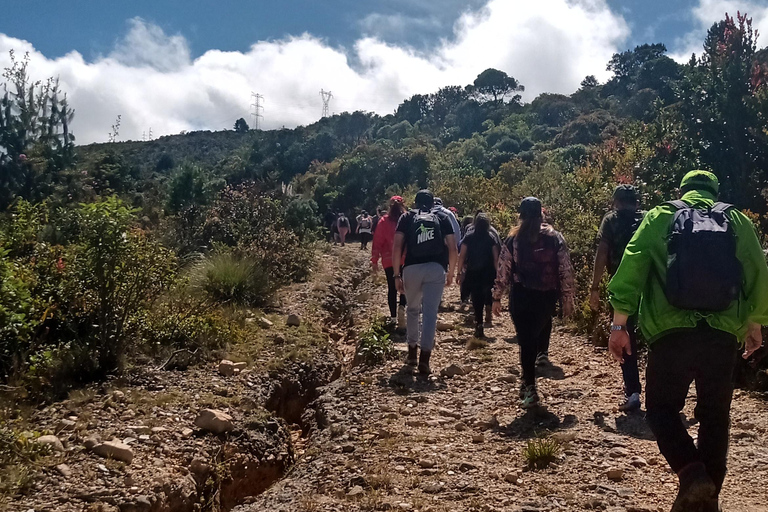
[{"xmin": 619, "ymin": 392, "xmax": 641, "ymax": 412}]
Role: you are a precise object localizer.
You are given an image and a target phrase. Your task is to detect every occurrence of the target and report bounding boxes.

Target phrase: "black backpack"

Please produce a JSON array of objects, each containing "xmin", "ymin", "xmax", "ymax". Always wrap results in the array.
[
  {"xmin": 407, "ymin": 209, "xmax": 444, "ymax": 260},
  {"xmin": 665, "ymin": 200, "xmax": 742, "ymax": 311}
]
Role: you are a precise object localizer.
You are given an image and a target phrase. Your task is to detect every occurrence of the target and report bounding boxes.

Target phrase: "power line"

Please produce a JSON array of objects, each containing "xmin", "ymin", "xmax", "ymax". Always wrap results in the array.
[
  {"xmin": 320, "ymin": 89, "xmax": 333, "ymax": 118},
  {"xmin": 251, "ymin": 92, "xmax": 264, "ymax": 130}
]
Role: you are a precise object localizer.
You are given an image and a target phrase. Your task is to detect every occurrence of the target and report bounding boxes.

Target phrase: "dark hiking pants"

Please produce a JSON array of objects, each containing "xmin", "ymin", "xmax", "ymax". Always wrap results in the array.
[
  {"xmin": 645, "ymin": 326, "xmax": 738, "ymax": 494},
  {"xmin": 466, "ymin": 268, "xmax": 494, "ymax": 326},
  {"xmin": 622, "ymin": 316, "xmax": 642, "ymax": 396},
  {"xmin": 384, "ymin": 266, "xmax": 407, "ymax": 318},
  {"xmin": 510, "ymin": 284, "xmax": 557, "ymax": 387}
]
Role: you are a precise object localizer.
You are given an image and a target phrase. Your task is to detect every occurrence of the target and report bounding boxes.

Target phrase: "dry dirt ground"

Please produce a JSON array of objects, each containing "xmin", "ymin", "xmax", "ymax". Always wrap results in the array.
[
  {"xmin": 4, "ymin": 245, "xmax": 768, "ymax": 512},
  {"xmin": 239, "ymin": 246, "xmax": 768, "ymax": 512}
]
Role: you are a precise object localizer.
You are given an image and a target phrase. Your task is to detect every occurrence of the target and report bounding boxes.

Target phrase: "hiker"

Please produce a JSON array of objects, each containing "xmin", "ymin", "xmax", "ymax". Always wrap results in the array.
[
  {"xmin": 433, "ymin": 197, "xmax": 462, "ymax": 250},
  {"xmin": 392, "ymin": 189, "xmax": 458, "ymax": 375},
  {"xmin": 590, "ymin": 185, "xmax": 645, "ymax": 412},
  {"xmin": 457, "ymin": 213, "xmax": 500, "ymax": 338},
  {"xmin": 608, "ymin": 170, "xmax": 768, "ymax": 512},
  {"xmin": 357, "ymin": 210, "xmax": 373, "ymax": 250},
  {"xmin": 371, "ymin": 196, "xmax": 407, "ymax": 328},
  {"xmin": 337, "ymin": 213, "xmax": 350, "ymax": 246},
  {"xmin": 492, "ymin": 197, "xmax": 575, "ymax": 409},
  {"xmin": 324, "ymin": 207, "xmax": 337, "ymax": 243},
  {"xmin": 372, "ymin": 207, "xmax": 384, "ymax": 233},
  {"xmin": 459, "ymin": 216, "xmax": 475, "ymax": 307}
]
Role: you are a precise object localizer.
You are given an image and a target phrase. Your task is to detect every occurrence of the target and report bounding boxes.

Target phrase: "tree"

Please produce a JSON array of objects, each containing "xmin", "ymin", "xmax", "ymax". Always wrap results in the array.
[
  {"xmin": 676, "ymin": 13, "xmax": 768, "ymax": 210},
  {"xmin": 0, "ymin": 51, "xmax": 76, "ymax": 209},
  {"xmin": 234, "ymin": 117, "xmax": 249, "ymax": 133},
  {"xmin": 580, "ymin": 76, "xmax": 599, "ymax": 88},
  {"xmin": 468, "ymin": 68, "xmax": 524, "ymax": 105}
]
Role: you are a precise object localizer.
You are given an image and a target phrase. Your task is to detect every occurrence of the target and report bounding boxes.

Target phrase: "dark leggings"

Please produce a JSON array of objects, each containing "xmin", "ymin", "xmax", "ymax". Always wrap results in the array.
[
  {"xmin": 360, "ymin": 232, "xmax": 372, "ymax": 249},
  {"xmin": 465, "ymin": 269, "xmax": 494, "ymax": 325},
  {"xmin": 384, "ymin": 266, "xmax": 407, "ymax": 317},
  {"xmin": 510, "ymin": 285, "xmax": 557, "ymax": 386}
]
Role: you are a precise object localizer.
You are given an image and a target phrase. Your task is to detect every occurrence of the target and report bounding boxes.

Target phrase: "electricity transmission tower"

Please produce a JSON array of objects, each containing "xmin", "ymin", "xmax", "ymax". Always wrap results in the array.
[
  {"xmin": 320, "ymin": 89, "xmax": 333, "ymax": 118},
  {"xmin": 251, "ymin": 92, "xmax": 264, "ymax": 130}
]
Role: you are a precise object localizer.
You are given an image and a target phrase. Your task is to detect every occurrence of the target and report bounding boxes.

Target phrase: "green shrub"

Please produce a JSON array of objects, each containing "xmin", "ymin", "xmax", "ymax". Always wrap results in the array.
[
  {"xmin": 523, "ymin": 437, "xmax": 562, "ymax": 470},
  {"xmin": 356, "ymin": 320, "xmax": 393, "ymax": 366},
  {"xmin": 0, "ymin": 251, "xmax": 35, "ymax": 380},
  {"xmin": 191, "ymin": 251, "xmax": 272, "ymax": 307}
]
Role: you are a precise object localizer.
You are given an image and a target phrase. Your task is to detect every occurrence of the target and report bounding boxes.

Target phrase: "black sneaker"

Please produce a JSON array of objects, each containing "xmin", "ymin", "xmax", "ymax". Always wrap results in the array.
[
  {"xmin": 474, "ymin": 325, "xmax": 485, "ymax": 339},
  {"xmin": 406, "ymin": 345, "xmax": 418, "ymax": 366},
  {"xmin": 418, "ymin": 350, "xmax": 432, "ymax": 375}
]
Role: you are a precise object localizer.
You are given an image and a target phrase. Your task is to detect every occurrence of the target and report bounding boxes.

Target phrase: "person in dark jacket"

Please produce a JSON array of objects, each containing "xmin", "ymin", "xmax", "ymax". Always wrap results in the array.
[{"xmin": 457, "ymin": 213, "xmax": 499, "ymax": 338}]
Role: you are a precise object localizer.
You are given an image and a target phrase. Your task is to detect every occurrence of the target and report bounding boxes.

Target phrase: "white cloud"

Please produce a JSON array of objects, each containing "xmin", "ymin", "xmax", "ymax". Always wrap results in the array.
[
  {"xmin": 672, "ymin": 0, "xmax": 768, "ymax": 60},
  {"xmin": 0, "ymin": 2, "xmax": 629, "ymax": 145}
]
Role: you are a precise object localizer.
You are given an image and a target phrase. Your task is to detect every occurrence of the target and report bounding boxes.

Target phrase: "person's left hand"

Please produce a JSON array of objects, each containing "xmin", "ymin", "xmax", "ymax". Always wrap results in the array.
[
  {"xmin": 744, "ymin": 322, "xmax": 763, "ymax": 359},
  {"xmin": 446, "ymin": 272, "xmax": 455, "ymax": 287}
]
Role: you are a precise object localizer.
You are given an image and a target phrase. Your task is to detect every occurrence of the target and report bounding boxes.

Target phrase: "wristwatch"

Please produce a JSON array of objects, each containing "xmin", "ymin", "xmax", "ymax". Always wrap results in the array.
[{"xmin": 611, "ymin": 324, "xmax": 627, "ymax": 332}]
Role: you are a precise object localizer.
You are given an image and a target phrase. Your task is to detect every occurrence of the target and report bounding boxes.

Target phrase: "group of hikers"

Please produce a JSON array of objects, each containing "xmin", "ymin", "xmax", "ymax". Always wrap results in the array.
[{"xmin": 359, "ymin": 170, "xmax": 768, "ymax": 512}]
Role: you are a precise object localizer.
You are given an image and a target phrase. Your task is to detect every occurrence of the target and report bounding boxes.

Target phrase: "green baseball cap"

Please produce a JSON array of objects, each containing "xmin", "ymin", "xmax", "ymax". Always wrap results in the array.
[{"xmin": 680, "ymin": 170, "xmax": 720, "ymax": 196}]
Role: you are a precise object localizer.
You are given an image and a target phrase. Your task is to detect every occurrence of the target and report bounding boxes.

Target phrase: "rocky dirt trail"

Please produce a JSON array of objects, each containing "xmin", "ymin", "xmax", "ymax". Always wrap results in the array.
[
  {"xmin": 4, "ymin": 245, "xmax": 768, "ymax": 512},
  {"xmin": 236, "ymin": 247, "xmax": 768, "ymax": 512},
  {"xmin": 2, "ymin": 246, "xmax": 375, "ymax": 512}
]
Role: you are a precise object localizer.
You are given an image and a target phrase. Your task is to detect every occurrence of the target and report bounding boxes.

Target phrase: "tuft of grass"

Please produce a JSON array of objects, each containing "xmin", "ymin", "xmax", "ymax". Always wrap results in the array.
[
  {"xmin": 190, "ymin": 251, "xmax": 272, "ymax": 307},
  {"xmin": 356, "ymin": 320, "xmax": 394, "ymax": 366},
  {"xmin": 0, "ymin": 428, "xmax": 55, "ymax": 496},
  {"xmin": 523, "ymin": 437, "xmax": 562, "ymax": 470},
  {"xmin": 466, "ymin": 337, "xmax": 489, "ymax": 350}
]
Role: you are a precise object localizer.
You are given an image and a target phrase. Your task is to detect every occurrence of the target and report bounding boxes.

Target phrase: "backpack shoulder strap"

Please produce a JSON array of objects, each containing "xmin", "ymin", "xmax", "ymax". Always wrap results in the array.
[
  {"xmin": 665, "ymin": 200, "xmax": 688, "ymax": 210},
  {"xmin": 711, "ymin": 202, "xmax": 734, "ymax": 214}
]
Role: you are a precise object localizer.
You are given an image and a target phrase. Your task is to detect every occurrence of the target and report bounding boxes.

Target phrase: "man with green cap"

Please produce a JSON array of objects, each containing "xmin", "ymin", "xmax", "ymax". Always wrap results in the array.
[
  {"xmin": 608, "ymin": 170, "xmax": 768, "ymax": 511},
  {"xmin": 591, "ymin": 184, "xmax": 645, "ymax": 412}
]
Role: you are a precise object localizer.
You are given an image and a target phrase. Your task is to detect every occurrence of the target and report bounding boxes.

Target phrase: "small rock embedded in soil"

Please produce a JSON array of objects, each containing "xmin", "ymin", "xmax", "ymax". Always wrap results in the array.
[
  {"xmin": 258, "ymin": 316, "xmax": 274, "ymax": 328},
  {"xmin": 607, "ymin": 467, "xmax": 625, "ymax": 481},
  {"xmin": 194, "ymin": 409, "xmax": 234, "ymax": 434},
  {"xmin": 36, "ymin": 435, "xmax": 64, "ymax": 452},
  {"xmin": 440, "ymin": 364, "xmax": 468, "ymax": 378},
  {"xmin": 347, "ymin": 485, "xmax": 365, "ymax": 499},
  {"xmin": 472, "ymin": 434, "xmax": 485, "ymax": 443},
  {"xmin": 92, "ymin": 440, "xmax": 134, "ymax": 464},
  {"xmin": 218, "ymin": 360, "xmax": 236, "ymax": 376},
  {"xmin": 436, "ymin": 322, "xmax": 453, "ymax": 331},
  {"xmin": 56, "ymin": 464, "xmax": 72, "ymax": 478},
  {"xmin": 286, "ymin": 314, "xmax": 301, "ymax": 327}
]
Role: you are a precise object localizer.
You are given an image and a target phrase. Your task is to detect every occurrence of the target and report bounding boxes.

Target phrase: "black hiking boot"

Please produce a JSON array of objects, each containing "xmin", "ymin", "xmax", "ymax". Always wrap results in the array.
[
  {"xmin": 406, "ymin": 345, "xmax": 418, "ymax": 366},
  {"xmin": 418, "ymin": 350, "xmax": 432, "ymax": 375},
  {"xmin": 474, "ymin": 324, "xmax": 485, "ymax": 339},
  {"xmin": 671, "ymin": 462, "xmax": 717, "ymax": 512}
]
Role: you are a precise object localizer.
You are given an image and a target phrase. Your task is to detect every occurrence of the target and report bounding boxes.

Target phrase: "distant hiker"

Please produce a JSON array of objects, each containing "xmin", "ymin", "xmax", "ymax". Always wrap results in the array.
[
  {"xmin": 449, "ymin": 206, "xmax": 459, "ymax": 219},
  {"xmin": 357, "ymin": 210, "xmax": 373, "ymax": 250},
  {"xmin": 459, "ymin": 216, "xmax": 475, "ymax": 307},
  {"xmin": 493, "ymin": 197, "xmax": 575, "ymax": 409},
  {"xmin": 461, "ymin": 211, "xmax": 502, "ymax": 323},
  {"xmin": 433, "ymin": 197, "xmax": 462, "ymax": 250},
  {"xmin": 457, "ymin": 213, "xmax": 500, "ymax": 338},
  {"xmin": 590, "ymin": 184, "xmax": 645, "ymax": 412},
  {"xmin": 392, "ymin": 189, "xmax": 458, "ymax": 375},
  {"xmin": 608, "ymin": 170, "xmax": 768, "ymax": 512},
  {"xmin": 372, "ymin": 207, "xmax": 384, "ymax": 233},
  {"xmin": 337, "ymin": 213, "xmax": 350, "ymax": 246},
  {"xmin": 371, "ymin": 196, "xmax": 407, "ymax": 328},
  {"xmin": 324, "ymin": 208, "xmax": 337, "ymax": 243}
]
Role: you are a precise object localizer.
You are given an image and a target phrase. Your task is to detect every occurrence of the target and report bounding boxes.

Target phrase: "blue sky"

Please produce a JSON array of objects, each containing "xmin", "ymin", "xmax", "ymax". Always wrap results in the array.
[
  {"xmin": 2, "ymin": 0, "xmax": 702, "ymax": 60},
  {"xmin": 0, "ymin": 0, "xmax": 765, "ymax": 143}
]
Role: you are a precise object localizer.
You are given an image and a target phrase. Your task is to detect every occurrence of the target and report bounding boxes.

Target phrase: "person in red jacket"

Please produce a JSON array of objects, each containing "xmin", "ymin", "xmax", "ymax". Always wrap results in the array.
[{"xmin": 372, "ymin": 196, "xmax": 407, "ymax": 328}]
